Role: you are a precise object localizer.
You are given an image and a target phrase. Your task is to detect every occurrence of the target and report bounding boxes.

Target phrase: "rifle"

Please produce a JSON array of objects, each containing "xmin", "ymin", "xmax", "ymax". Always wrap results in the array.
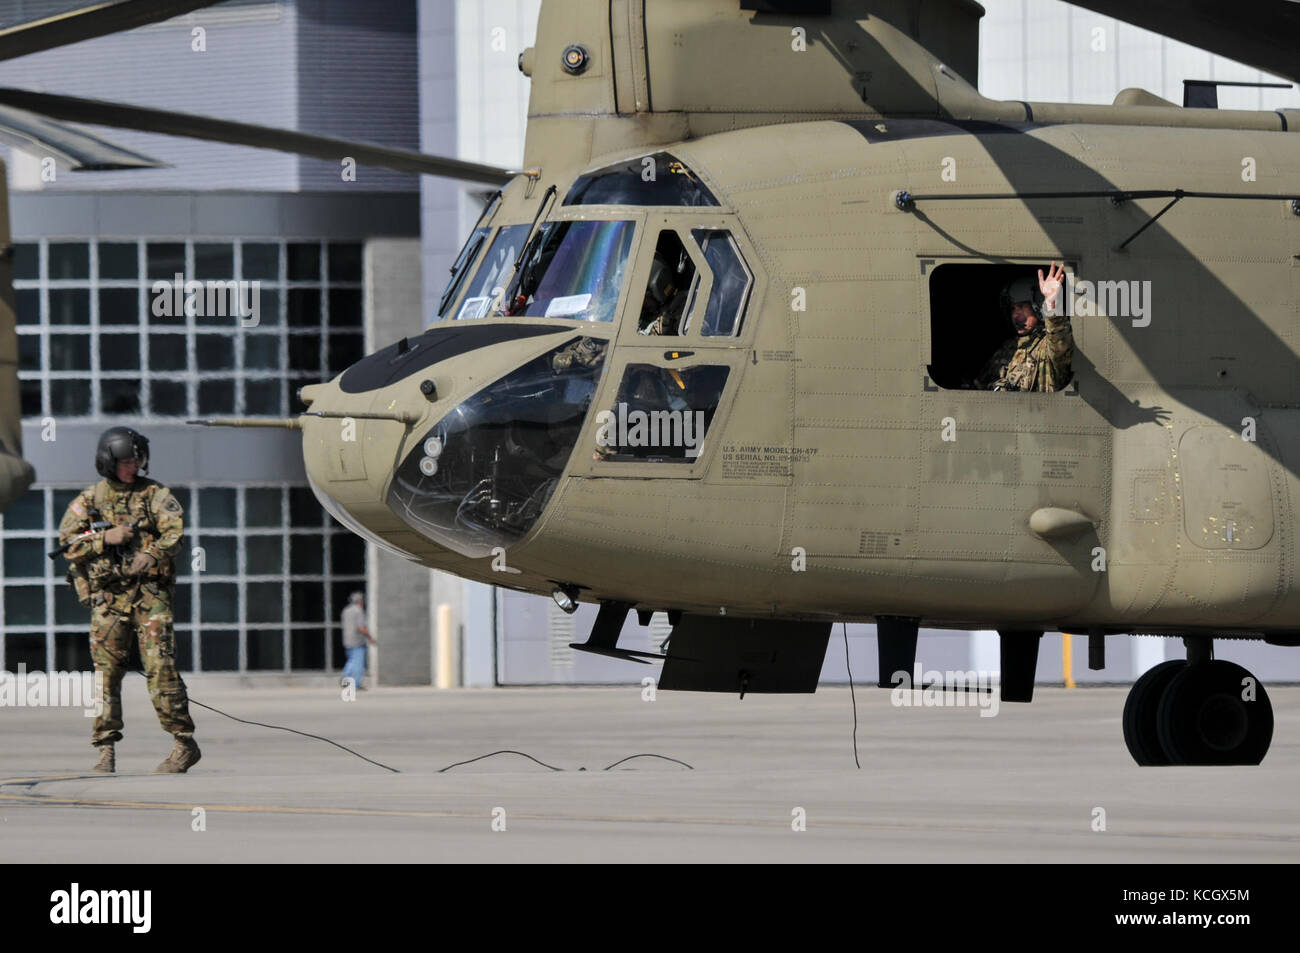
[{"xmin": 48, "ymin": 520, "xmax": 112, "ymax": 560}]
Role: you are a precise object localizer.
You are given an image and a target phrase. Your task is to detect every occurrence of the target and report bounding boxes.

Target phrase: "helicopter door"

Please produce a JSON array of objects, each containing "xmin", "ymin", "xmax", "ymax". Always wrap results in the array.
[{"xmin": 573, "ymin": 215, "xmax": 760, "ymax": 477}]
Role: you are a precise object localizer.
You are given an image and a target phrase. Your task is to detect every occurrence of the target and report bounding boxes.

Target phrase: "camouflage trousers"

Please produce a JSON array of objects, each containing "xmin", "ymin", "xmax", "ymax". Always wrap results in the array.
[{"xmin": 89, "ymin": 592, "xmax": 195, "ymax": 746}]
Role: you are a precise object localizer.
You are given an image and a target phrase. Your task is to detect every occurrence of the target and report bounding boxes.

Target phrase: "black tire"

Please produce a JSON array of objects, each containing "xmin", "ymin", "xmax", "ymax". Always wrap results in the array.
[
  {"xmin": 1156, "ymin": 660, "xmax": 1273, "ymax": 765},
  {"xmin": 1122, "ymin": 660, "xmax": 1187, "ymax": 766}
]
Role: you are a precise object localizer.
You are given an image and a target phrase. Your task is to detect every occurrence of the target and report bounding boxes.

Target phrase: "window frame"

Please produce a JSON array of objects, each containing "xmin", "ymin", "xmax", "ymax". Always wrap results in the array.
[
  {"xmin": 684, "ymin": 228, "xmax": 754, "ymax": 339},
  {"xmin": 616, "ymin": 214, "xmax": 762, "ymax": 348},
  {"xmin": 617, "ymin": 219, "xmax": 713, "ymax": 345},
  {"xmin": 921, "ymin": 256, "xmax": 1081, "ymax": 395},
  {"xmin": 566, "ymin": 349, "xmax": 748, "ymax": 479},
  {"xmin": 453, "ymin": 207, "xmax": 650, "ymax": 330}
]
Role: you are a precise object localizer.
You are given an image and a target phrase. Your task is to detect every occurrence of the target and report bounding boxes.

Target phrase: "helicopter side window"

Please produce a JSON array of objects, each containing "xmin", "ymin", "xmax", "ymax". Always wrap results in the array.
[
  {"xmin": 594, "ymin": 364, "xmax": 730, "ymax": 463},
  {"xmin": 564, "ymin": 153, "xmax": 719, "ymax": 207},
  {"xmin": 685, "ymin": 230, "xmax": 752, "ymax": 337},
  {"xmin": 454, "ymin": 224, "xmax": 531, "ymax": 320},
  {"xmin": 637, "ymin": 231, "xmax": 695, "ymax": 336},
  {"xmin": 926, "ymin": 262, "xmax": 1074, "ymax": 392},
  {"xmin": 501, "ymin": 220, "xmax": 634, "ymax": 323}
]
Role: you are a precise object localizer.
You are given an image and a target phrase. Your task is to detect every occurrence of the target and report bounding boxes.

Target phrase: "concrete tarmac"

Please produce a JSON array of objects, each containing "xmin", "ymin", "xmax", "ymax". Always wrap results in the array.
[{"xmin": 2, "ymin": 677, "xmax": 1299, "ymax": 862}]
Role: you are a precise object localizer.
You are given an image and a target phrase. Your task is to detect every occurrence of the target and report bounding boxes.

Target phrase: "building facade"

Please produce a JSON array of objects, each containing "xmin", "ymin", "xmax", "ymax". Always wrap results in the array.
[{"xmin": 0, "ymin": 0, "xmax": 424, "ymax": 676}]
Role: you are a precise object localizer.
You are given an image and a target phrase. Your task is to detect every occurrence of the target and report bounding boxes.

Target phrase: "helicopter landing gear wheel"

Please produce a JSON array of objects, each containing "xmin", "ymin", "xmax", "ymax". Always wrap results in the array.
[
  {"xmin": 1122, "ymin": 659, "xmax": 1186, "ymax": 765},
  {"xmin": 1156, "ymin": 660, "xmax": 1273, "ymax": 765}
]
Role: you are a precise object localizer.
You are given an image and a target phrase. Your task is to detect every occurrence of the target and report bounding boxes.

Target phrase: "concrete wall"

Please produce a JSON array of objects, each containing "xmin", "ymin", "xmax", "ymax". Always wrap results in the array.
[
  {"xmin": 417, "ymin": 0, "xmax": 462, "ymax": 324},
  {"xmin": 978, "ymin": 0, "xmax": 1300, "ymax": 110},
  {"xmin": 363, "ymin": 237, "xmax": 433, "ymax": 686},
  {"xmin": 9, "ymin": 190, "xmax": 420, "ymax": 241}
]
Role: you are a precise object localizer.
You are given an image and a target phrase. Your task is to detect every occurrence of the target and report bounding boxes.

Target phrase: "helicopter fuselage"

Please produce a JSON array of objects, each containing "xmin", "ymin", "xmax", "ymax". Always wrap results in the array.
[{"xmin": 303, "ymin": 114, "xmax": 1300, "ymax": 638}]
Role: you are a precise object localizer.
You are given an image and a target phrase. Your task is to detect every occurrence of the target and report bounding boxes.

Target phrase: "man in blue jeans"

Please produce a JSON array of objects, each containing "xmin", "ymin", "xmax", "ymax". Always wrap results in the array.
[{"xmin": 340, "ymin": 591, "xmax": 374, "ymax": 690}]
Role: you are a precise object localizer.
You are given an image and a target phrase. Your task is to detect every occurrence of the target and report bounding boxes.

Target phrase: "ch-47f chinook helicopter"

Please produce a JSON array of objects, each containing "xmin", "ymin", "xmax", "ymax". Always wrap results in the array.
[{"xmin": 2, "ymin": 0, "xmax": 1299, "ymax": 766}]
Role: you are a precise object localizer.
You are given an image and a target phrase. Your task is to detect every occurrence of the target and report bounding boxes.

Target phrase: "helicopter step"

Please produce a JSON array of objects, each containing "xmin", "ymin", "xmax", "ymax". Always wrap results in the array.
[
  {"xmin": 1122, "ymin": 638, "xmax": 1274, "ymax": 765},
  {"xmin": 568, "ymin": 601, "xmax": 665, "ymax": 664}
]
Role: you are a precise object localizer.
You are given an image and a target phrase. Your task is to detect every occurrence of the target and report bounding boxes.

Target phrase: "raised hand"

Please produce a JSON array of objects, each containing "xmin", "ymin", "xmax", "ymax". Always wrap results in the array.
[{"xmin": 1038, "ymin": 261, "xmax": 1066, "ymax": 314}]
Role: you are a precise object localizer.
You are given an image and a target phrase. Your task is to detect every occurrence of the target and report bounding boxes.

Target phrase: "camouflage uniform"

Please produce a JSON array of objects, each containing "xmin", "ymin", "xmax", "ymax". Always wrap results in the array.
[
  {"xmin": 59, "ymin": 477, "xmax": 194, "ymax": 747},
  {"xmin": 550, "ymin": 336, "xmax": 607, "ymax": 372},
  {"xmin": 975, "ymin": 312, "xmax": 1075, "ymax": 392}
]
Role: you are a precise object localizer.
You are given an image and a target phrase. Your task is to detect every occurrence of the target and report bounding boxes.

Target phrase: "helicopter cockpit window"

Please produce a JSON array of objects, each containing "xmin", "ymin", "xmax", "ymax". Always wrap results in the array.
[
  {"xmin": 436, "ymin": 227, "xmax": 488, "ymax": 319},
  {"xmin": 563, "ymin": 153, "xmax": 719, "ymax": 207},
  {"xmin": 454, "ymin": 224, "xmax": 531, "ymax": 320},
  {"xmin": 637, "ymin": 231, "xmax": 695, "ymax": 336},
  {"xmin": 594, "ymin": 364, "xmax": 730, "ymax": 463},
  {"xmin": 686, "ymin": 230, "xmax": 752, "ymax": 336},
  {"xmin": 501, "ymin": 219, "xmax": 634, "ymax": 323}
]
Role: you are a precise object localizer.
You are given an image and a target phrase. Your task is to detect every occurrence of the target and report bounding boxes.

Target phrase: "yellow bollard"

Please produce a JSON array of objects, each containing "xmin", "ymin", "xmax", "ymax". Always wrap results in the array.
[
  {"xmin": 1062, "ymin": 632, "xmax": 1075, "ymax": 689},
  {"xmin": 435, "ymin": 603, "xmax": 455, "ymax": 689}
]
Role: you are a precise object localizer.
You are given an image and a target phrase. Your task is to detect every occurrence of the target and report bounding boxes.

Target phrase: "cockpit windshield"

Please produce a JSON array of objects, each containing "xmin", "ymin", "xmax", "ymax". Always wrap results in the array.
[
  {"xmin": 453, "ymin": 224, "xmax": 531, "ymax": 320},
  {"xmin": 452, "ymin": 219, "xmax": 633, "ymax": 324},
  {"xmin": 436, "ymin": 227, "xmax": 488, "ymax": 319},
  {"xmin": 502, "ymin": 219, "xmax": 634, "ymax": 323}
]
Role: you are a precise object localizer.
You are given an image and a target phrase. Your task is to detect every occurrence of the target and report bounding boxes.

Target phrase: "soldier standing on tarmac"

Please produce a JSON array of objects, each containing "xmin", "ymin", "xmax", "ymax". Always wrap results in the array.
[{"xmin": 58, "ymin": 427, "xmax": 200, "ymax": 774}]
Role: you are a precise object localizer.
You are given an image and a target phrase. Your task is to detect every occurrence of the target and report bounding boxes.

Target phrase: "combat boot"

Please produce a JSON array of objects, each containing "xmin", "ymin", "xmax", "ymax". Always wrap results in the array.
[
  {"xmin": 92, "ymin": 744, "xmax": 115, "ymax": 774},
  {"xmin": 153, "ymin": 736, "xmax": 201, "ymax": 774}
]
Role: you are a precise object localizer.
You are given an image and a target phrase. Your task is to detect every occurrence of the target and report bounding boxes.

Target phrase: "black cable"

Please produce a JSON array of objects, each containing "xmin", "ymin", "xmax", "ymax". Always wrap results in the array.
[
  {"xmin": 601, "ymin": 753, "xmax": 693, "ymax": 771},
  {"xmin": 437, "ymin": 750, "xmax": 695, "ymax": 772},
  {"xmin": 438, "ymin": 750, "xmax": 563, "ymax": 773},
  {"xmin": 131, "ymin": 668, "xmax": 401, "ymax": 774},
  {"xmin": 185, "ymin": 696, "xmax": 402, "ymax": 774},
  {"xmin": 843, "ymin": 622, "xmax": 860, "ymax": 770},
  {"xmin": 130, "ymin": 670, "xmax": 690, "ymax": 776}
]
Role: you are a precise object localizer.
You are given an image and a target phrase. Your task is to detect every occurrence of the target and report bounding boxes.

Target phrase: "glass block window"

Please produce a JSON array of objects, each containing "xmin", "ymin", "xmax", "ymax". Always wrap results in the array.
[
  {"xmin": 14, "ymin": 239, "xmax": 366, "ymax": 421},
  {"xmin": 1, "ymin": 484, "xmax": 366, "ymax": 674}
]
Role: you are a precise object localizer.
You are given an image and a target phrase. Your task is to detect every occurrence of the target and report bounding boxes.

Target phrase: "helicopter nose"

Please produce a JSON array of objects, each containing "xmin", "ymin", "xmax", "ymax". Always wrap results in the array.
[
  {"xmin": 301, "ymin": 324, "xmax": 607, "ymax": 561},
  {"xmin": 299, "ymin": 387, "xmax": 432, "ymax": 561}
]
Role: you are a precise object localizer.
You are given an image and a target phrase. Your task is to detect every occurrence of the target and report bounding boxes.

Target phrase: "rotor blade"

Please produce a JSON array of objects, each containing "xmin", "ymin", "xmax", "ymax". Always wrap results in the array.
[
  {"xmin": 0, "ymin": 103, "xmax": 163, "ymax": 169},
  {"xmin": 0, "ymin": 0, "xmax": 225, "ymax": 63},
  {"xmin": 1066, "ymin": 0, "xmax": 1300, "ymax": 84},
  {"xmin": 0, "ymin": 87, "xmax": 515, "ymax": 185}
]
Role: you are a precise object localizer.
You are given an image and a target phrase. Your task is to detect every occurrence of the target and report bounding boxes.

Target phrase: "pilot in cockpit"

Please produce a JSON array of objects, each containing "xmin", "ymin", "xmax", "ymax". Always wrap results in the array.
[{"xmin": 638, "ymin": 247, "xmax": 690, "ymax": 336}]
